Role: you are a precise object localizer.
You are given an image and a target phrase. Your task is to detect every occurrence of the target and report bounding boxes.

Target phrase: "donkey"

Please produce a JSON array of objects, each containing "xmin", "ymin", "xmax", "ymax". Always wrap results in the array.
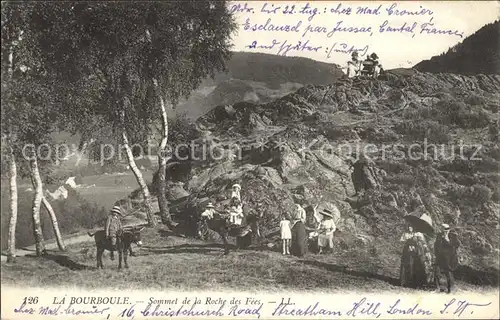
[
  {"xmin": 196, "ymin": 209, "xmax": 260, "ymax": 255},
  {"xmin": 88, "ymin": 226, "xmax": 144, "ymax": 269}
]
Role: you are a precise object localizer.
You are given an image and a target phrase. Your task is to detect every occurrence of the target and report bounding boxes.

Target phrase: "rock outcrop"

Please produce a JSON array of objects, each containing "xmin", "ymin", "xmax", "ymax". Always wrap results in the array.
[{"xmin": 150, "ymin": 70, "xmax": 500, "ymax": 274}]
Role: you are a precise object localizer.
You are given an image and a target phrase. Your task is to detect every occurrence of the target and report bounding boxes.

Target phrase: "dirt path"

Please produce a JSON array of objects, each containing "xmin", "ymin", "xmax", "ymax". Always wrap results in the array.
[{"xmin": 0, "ymin": 220, "xmax": 146, "ymax": 262}]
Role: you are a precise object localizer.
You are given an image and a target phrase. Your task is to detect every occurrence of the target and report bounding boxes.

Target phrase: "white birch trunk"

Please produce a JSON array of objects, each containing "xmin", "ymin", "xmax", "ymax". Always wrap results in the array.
[
  {"xmin": 41, "ymin": 198, "xmax": 66, "ymax": 251},
  {"xmin": 156, "ymin": 90, "xmax": 175, "ymax": 227},
  {"xmin": 122, "ymin": 130, "xmax": 157, "ymax": 227},
  {"xmin": 29, "ymin": 156, "xmax": 45, "ymax": 256},
  {"xmin": 7, "ymin": 145, "xmax": 18, "ymax": 262}
]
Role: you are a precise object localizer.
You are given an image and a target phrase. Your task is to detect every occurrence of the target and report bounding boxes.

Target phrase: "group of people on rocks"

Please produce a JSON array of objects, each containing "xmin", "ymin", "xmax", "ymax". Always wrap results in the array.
[
  {"xmin": 346, "ymin": 51, "xmax": 384, "ymax": 79},
  {"xmin": 280, "ymin": 204, "xmax": 337, "ymax": 256},
  {"xmin": 203, "ymin": 184, "xmax": 244, "ymax": 226},
  {"xmin": 102, "ymin": 150, "xmax": 461, "ymax": 293}
]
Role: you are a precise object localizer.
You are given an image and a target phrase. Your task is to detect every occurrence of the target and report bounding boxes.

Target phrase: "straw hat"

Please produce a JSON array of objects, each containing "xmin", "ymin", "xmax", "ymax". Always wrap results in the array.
[
  {"xmin": 232, "ymin": 184, "xmax": 241, "ymax": 190},
  {"xmin": 206, "ymin": 202, "xmax": 215, "ymax": 209},
  {"xmin": 110, "ymin": 206, "xmax": 122, "ymax": 215},
  {"xmin": 319, "ymin": 209, "xmax": 334, "ymax": 218},
  {"xmin": 442, "ymin": 223, "xmax": 450, "ymax": 231}
]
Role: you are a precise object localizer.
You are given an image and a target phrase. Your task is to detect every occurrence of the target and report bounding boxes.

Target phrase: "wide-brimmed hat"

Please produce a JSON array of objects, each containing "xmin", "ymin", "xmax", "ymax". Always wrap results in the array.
[
  {"xmin": 442, "ymin": 223, "xmax": 450, "ymax": 231},
  {"xmin": 232, "ymin": 184, "xmax": 241, "ymax": 190},
  {"xmin": 319, "ymin": 209, "xmax": 334, "ymax": 218},
  {"xmin": 206, "ymin": 202, "xmax": 215, "ymax": 208},
  {"xmin": 110, "ymin": 205, "xmax": 121, "ymax": 215}
]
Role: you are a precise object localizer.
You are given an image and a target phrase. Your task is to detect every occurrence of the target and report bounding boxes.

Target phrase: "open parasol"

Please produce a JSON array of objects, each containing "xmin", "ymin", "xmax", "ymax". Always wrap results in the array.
[{"xmin": 404, "ymin": 208, "xmax": 435, "ymax": 236}]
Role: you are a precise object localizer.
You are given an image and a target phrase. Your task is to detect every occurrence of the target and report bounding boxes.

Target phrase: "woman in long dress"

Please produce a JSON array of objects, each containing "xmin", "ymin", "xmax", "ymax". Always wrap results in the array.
[
  {"xmin": 290, "ymin": 205, "xmax": 308, "ymax": 257},
  {"xmin": 399, "ymin": 224, "xmax": 433, "ymax": 288}
]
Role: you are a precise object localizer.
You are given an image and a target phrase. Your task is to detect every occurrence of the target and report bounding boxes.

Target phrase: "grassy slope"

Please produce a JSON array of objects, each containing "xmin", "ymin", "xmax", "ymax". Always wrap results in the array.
[
  {"xmin": 1, "ymin": 227, "xmax": 495, "ymax": 292},
  {"xmin": 0, "ymin": 171, "xmax": 154, "ymax": 250},
  {"xmin": 2, "ymin": 70, "xmax": 498, "ymax": 291}
]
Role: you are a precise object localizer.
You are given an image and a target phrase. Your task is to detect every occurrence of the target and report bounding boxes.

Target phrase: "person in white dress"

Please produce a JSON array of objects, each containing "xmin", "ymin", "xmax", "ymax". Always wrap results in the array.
[
  {"xmin": 317, "ymin": 209, "xmax": 336, "ymax": 254},
  {"xmin": 280, "ymin": 214, "xmax": 292, "ymax": 255},
  {"xmin": 228, "ymin": 197, "xmax": 244, "ymax": 226},
  {"xmin": 231, "ymin": 184, "xmax": 241, "ymax": 201}
]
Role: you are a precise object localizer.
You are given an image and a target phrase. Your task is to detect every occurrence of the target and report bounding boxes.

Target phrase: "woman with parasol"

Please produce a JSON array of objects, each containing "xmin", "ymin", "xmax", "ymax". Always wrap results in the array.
[{"xmin": 399, "ymin": 207, "xmax": 435, "ymax": 288}]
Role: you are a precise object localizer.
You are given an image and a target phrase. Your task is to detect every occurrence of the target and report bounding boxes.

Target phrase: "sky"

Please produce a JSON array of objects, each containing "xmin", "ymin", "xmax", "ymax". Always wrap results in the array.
[{"xmin": 229, "ymin": 1, "xmax": 499, "ymax": 69}]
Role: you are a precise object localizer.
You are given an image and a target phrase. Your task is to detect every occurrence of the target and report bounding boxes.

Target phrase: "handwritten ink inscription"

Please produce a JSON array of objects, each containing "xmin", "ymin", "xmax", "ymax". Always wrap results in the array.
[
  {"xmin": 11, "ymin": 294, "xmax": 496, "ymax": 318},
  {"xmin": 235, "ymin": 1, "xmax": 465, "ymax": 59}
]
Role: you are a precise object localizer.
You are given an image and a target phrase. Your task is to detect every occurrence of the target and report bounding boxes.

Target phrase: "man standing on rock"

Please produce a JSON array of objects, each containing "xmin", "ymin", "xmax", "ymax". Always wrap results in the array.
[
  {"xmin": 350, "ymin": 153, "xmax": 382, "ymax": 195},
  {"xmin": 434, "ymin": 223, "xmax": 461, "ymax": 293}
]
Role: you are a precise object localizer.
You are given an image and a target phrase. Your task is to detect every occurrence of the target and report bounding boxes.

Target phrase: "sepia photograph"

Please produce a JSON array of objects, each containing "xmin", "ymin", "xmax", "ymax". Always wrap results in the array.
[{"xmin": 1, "ymin": 1, "xmax": 499, "ymax": 319}]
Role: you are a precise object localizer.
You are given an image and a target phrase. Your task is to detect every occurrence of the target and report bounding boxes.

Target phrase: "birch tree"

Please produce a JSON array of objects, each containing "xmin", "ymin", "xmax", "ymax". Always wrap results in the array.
[
  {"xmin": 18, "ymin": 2, "xmax": 236, "ymax": 228},
  {"xmin": 133, "ymin": 2, "xmax": 237, "ymax": 227},
  {"xmin": 1, "ymin": 3, "xmax": 20, "ymax": 261},
  {"xmin": 2, "ymin": 2, "xmax": 68, "ymax": 256}
]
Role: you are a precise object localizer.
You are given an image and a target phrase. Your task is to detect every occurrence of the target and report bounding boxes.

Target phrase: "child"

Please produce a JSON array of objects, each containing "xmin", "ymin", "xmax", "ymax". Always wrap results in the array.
[
  {"xmin": 106, "ymin": 205, "xmax": 123, "ymax": 250},
  {"xmin": 280, "ymin": 214, "xmax": 291, "ymax": 255},
  {"xmin": 231, "ymin": 184, "xmax": 241, "ymax": 201},
  {"xmin": 229, "ymin": 197, "xmax": 244, "ymax": 226}
]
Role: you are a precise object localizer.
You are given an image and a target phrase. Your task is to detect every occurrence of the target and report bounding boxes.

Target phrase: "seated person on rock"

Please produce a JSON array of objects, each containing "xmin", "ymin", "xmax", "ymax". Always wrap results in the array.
[
  {"xmin": 231, "ymin": 183, "xmax": 242, "ymax": 201},
  {"xmin": 228, "ymin": 197, "xmax": 244, "ymax": 226},
  {"xmin": 346, "ymin": 51, "xmax": 362, "ymax": 78},
  {"xmin": 201, "ymin": 202, "xmax": 217, "ymax": 219},
  {"xmin": 362, "ymin": 53, "xmax": 383, "ymax": 78}
]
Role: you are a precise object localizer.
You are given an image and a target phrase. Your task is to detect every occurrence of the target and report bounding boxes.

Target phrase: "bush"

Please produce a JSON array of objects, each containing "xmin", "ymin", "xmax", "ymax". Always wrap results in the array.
[
  {"xmin": 491, "ymin": 185, "xmax": 500, "ymax": 202},
  {"xmin": 465, "ymin": 94, "xmax": 487, "ymax": 106},
  {"xmin": 470, "ymin": 184, "xmax": 492, "ymax": 204},
  {"xmin": 385, "ymin": 173, "xmax": 416, "ymax": 187},
  {"xmin": 378, "ymin": 160, "xmax": 412, "ymax": 175},
  {"xmin": 434, "ymin": 100, "xmax": 490, "ymax": 129},
  {"xmin": 0, "ymin": 188, "xmax": 107, "ymax": 250},
  {"xmin": 394, "ymin": 120, "xmax": 451, "ymax": 144},
  {"xmin": 168, "ymin": 113, "xmax": 200, "ymax": 146},
  {"xmin": 460, "ymin": 110, "xmax": 490, "ymax": 129},
  {"xmin": 445, "ymin": 184, "xmax": 492, "ymax": 207}
]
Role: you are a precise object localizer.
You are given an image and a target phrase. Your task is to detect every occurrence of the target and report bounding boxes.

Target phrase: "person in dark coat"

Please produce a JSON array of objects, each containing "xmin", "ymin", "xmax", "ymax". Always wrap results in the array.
[
  {"xmin": 290, "ymin": 219, "xmax": 308, "ymax": 257},
  {"xmin": 350, "ymin": 153, "xmax": 381, "ymax": 195},
  {"xmin": 434, "ymin": 223, "xmax": 461, "ymax": 293},
  {"xmin": 289, "ymin": 203, "xmax": 308, "ymax": 257}
]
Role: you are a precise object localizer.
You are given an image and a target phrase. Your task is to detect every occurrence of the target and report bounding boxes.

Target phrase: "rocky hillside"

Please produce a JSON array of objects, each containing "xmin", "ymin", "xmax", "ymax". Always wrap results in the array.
[
  {"xmin": 414, "ymin": 20, "xmax": 500, "ymax": 75},
  {"xmin": 136, "ymin": 69, "xmax": 499, "ymax": 280},
  {"xmin": 176, "ymin": 52, "xmax": 343, "ymax": 119}
]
